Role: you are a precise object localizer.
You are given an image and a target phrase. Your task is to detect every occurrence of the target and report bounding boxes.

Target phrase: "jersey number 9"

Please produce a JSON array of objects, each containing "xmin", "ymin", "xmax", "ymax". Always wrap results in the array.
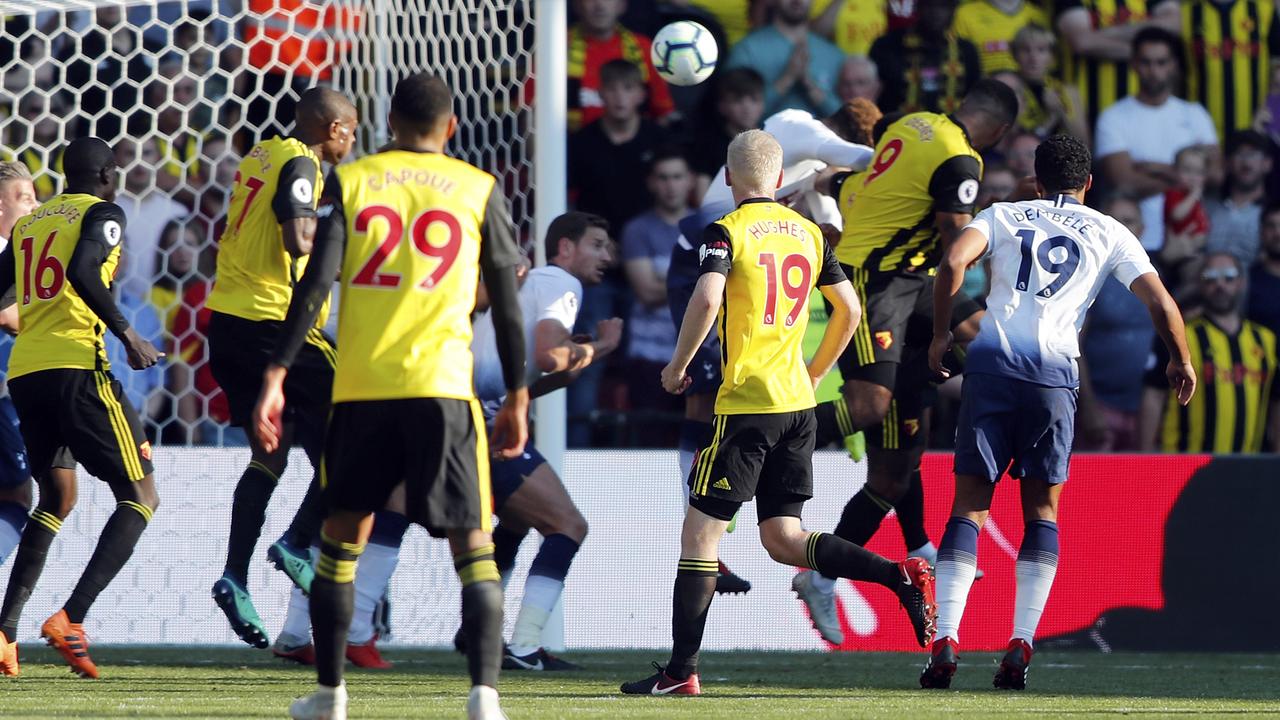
[
  {"xmin": 1015, "ymin": 229, "xmax": 1080, "ymax": 298},
  {"xmin": 863, "ymin": 138, "xmax": 904, "ymax": 186},
  {"xmin": 351, "ymin": 205, "xmax": 462, "ymax": 290},
  {"xmin": 758, "ymin": 252, "xmax": 812, "ymax": 327}
]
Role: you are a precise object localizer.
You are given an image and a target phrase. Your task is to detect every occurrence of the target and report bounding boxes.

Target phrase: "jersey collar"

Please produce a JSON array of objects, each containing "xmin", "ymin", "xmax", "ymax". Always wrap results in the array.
[
  {"xmin": 737, "ymin": 197, "xmax": 775, "ymax": 207},
  {"xmin": 947, "ymin": 114, "xmax": 975, "ymax": 149},
  {"xmin": 1048, "ymin": 194, "xmax": 1082, "ymax": 207}
]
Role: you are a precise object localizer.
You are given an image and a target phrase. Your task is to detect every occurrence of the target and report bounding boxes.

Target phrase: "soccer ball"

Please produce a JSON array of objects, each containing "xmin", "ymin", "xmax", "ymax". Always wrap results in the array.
[{"xmin": 651, "ymin": 21, "xmax": 718, "ymax": 87}]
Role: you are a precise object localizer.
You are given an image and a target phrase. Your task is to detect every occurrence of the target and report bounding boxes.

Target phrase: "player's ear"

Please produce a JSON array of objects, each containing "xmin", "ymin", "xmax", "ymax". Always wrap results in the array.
[
  {"xmin": 775, "ymin": 169, "xmax": 783, "ymax": 189},
  {"xmin": 445, "ymin": 115, "xmax": 459, "ymax": 141},
  {"xmin": 724, "ymin": 168, "xmax": 732, "ymax": 186},
  {"xmin": 1084, "ymin": 174, "xmax": 1093, "ymax": 193}
]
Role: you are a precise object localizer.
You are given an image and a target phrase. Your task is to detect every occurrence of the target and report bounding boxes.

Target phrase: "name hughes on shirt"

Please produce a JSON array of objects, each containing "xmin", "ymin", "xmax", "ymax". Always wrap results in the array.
[{"xmin": 746, "ymin": 219, "xmax": 813, "ymax": 242}]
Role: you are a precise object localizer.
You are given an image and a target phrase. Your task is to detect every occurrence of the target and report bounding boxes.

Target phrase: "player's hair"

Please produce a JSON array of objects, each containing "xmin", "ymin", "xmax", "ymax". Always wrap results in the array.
[
  {"xmin": 1132, "ymin": 26, "xmax": 1183, "ymax": 61},
  {"xmin": 647, "ymin": 143, "xmax": 690, "ymax": 175},
  {"xmin": 727, "ymin": 129, "xmax": 783, "ymax": 195},
  {"xmin": 391, "ymin": 72, "xmax": 454, "ymax": 134},
  {"xmin": 1034, "ymin": 134, "xmax": 1092, "ymax": 195},
  {"xmin": 826, "ymin": 98, "xmax": 882, "ymax": 146},
  {"xmin": 0, "ymin": 161, "xmax": 33, "ymax": 187},
  {"xmin": 959, "ymin": 78, "xmax": 1020, "ymax": 128},
  {"xmin": 715, "ymin": 67, "xmax": 765, "ymax": 101},
  {"xmin": 1011, "ymin": 23, "xmax": 1055, "ymax": 55},
  {"xmin": 1226, "ymin": 129, "xmax": 1272, "ymax": 158},
  {"xmin": 63, "ymin": 137, "xmax": 116, "ymax": 184},
  {"xmin": 545, "ymin": 211, "xmax": 610, "ymax": 262},
  {"xmin": 599, "ymin": 59, "xmax": 643, "ymax": 88},
  {"xmin": 295, "ymin": 87, "xmax": 356, "ymax": 132}
]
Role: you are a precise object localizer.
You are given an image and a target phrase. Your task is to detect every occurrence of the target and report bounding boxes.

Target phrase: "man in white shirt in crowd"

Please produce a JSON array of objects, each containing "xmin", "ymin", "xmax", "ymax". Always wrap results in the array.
[
  {"xmin": 1095, "ymin": 27, "xmax": 1219, "ymax": 252},
  {"xmin": 467, "ymin": 211, "xmax": 622, "ymax": 671}
]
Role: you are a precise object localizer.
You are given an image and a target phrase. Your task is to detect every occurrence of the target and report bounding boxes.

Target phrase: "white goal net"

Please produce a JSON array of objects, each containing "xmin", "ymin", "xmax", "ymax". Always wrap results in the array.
[{"xmin": 0, "ymin": 0, "xmax": 537, "ymax": 446}]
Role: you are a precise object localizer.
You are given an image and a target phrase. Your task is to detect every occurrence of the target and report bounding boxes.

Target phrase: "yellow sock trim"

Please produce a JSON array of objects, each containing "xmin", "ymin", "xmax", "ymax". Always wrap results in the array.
[
  {"xmin": 117, "ymin": 500, "xmax": 154, "ymax": 523},
  {"xmin": 806, "ymin": 532, "xmax": 822, "ymax": 570},
  {"xmin": 453, "ymin": 543, "xmax": 496, "ymax": 565},
  {"xmin": 30, "ymin": 509, "xmax": 62, "ymax": 534},
  {"xmin": 319, "ymin": 531, "xmax": 367, "ymax": 556},
  {"xmin": 316, "ymin": 555, "xmax": 358, "ymax": 583},
  {"xmin": 457, "ymin": 558, "xmax": 500, "ymax": 586}
]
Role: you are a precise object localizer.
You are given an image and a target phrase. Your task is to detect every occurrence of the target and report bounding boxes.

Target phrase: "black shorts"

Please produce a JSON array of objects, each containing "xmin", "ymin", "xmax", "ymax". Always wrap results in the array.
[
  {"xmin": 207, "ymin": 311, "xmax": 335, "ymax": 447},
  {"xmin": 688, "ymin": 409, "xmax": 815, "ymax": 522},
  {"xmin": 9, "ymin": 369, "xmax": 152, "ymax": 483},
  {"xmin": 322, "ymin": 397, "xmax": 491, "ymax": 537},
  {"xmin": 836, "ymin": 266, "xmax": 982, "ymax": 451}
]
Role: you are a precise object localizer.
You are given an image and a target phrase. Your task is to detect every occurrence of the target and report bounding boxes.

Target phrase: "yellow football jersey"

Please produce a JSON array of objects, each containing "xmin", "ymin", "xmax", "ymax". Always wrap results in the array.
[
  {"xmin": 206, "ymin": 136, "xmax": 329, "ymax": 324},
  {"xmin": 8, "ymin": 194, "xmax": 124, "ymax": 378},
  {"xmin": 325, "ymin": 150, "xmax": 512, "ymax": 403},
  {"xmin": 953, "ymin": 0, "xmax": 1048, "ymax": 75},
  {"xmin": 701, "ymin": 198, "xmax": 846, "ymax": 415},
  {"xmin": 836, "ymin": 112, "xmax": 983, "ymax": 274},
  {"xmin": 811, "ymin": 0, "xmax": 888, "ymax": 55}
]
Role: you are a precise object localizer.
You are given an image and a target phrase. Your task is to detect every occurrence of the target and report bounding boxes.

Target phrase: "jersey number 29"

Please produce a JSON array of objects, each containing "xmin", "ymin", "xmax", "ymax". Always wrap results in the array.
[
  {"xmin": 351, "ymin": 205, "xmax": 462, "ymax": 290},
  {"xmin": 1015, "ymin": 229, "xmax": 1080, "ymax": 298}
]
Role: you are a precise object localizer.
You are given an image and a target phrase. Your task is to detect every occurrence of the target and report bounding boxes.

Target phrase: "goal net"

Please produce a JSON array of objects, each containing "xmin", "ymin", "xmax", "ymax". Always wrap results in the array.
[
  {"xmin": 0, "ymin": 0, "xmax": 536, "ymax": 445},
  {"xmin": 0, "ymin": 0, "xmax": 557, "ymax": 647}
]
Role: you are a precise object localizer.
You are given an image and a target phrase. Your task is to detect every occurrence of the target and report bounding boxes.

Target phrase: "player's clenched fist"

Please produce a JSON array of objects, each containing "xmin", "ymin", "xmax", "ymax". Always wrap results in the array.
[{"xmin": 661, "ymin": 361, "xmax": 692, "ymax": 395}]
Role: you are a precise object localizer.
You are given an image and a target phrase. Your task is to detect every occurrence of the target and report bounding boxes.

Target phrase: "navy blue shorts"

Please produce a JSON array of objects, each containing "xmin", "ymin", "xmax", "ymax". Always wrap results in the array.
[
  {"xmin": 490, "ymin": 441, "xmax": 547, "ymax": 512},
  {"xmin": 0, "ymin": 396, "xmax": 28, "ymax": 489},
  {"xmin": 954, "ymin": 373, "xmax": 1077, "ymax": 484}
]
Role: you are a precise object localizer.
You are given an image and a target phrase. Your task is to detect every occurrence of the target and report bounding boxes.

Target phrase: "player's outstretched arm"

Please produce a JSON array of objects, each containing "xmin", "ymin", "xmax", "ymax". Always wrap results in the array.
[
  {"xmin": 69, "ymin": 203, "xmax": 162, "ymax": 370},
  {"xmin": 479, "ymin": 187, "xmax": 529, "ymax": 459},
  {"xmin": 664, "ymin": 272, "xmax": 725, "ymax": 395},
  {"xmin": 1130, "ymin": 273, "xmax": 1197, "ymax": 406},
  {"xmin": 811, "ymin": 279, "xmax": 860, "ymax": 387},
  {"xmin": 931, "ymin": 226, "xmax": 988, "ymax": 377}
]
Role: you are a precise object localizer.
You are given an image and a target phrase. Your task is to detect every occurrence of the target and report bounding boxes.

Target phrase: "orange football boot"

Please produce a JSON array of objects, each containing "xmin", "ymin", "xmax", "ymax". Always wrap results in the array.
[{"xmin": 41, "ymin": 610, "xmax": 99, "ymax": 679}]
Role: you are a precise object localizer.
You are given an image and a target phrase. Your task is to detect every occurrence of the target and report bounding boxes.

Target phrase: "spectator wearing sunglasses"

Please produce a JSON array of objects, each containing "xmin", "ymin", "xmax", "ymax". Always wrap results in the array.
[{"xmin": 1139, "ymin": 252, "xmax": 1280, "ymax": 453}]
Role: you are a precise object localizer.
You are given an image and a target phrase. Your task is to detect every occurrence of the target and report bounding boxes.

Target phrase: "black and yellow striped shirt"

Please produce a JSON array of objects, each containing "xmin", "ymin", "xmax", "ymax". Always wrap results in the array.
[
  {"xmin": 1183, "ymin": 0, "xmax": 1280, "ymax": 139},
  {"xmin": 1145, "ymin": 316, "xmax": 1278, "ymax": 453},
  {"xmin": 1055, "ymin": 0, "xmax": 1164, "ymax": 128}
]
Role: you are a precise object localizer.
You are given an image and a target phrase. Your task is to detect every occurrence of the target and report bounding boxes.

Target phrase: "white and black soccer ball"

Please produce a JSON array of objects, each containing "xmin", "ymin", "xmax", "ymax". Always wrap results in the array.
[{"xmin": 651, "ymin": 21, "xmax": 718, "ymax": 87}]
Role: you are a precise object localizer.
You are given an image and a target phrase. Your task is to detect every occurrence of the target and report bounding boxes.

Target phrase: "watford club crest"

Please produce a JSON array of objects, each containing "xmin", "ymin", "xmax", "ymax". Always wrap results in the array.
[
  {"xmin": 903, "ymin": 419, "xmax": 920, "ymax": 437},
  {"xmin": 874, "ymin": 330, "xmax": 894, "ymax": 350}
]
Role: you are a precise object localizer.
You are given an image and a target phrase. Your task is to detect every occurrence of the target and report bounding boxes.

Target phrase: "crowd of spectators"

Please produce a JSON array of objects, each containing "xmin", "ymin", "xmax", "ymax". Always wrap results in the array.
[{"xmin": 3, "ymin": 0, "xmax": 1280, "ymax": 454}]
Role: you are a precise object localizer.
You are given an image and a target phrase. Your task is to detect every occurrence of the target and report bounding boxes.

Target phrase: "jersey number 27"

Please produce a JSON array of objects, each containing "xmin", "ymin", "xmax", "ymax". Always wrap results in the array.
[{"xmin": 1014, "ymin": 229, "xmax": 1080, "ymax": 298}]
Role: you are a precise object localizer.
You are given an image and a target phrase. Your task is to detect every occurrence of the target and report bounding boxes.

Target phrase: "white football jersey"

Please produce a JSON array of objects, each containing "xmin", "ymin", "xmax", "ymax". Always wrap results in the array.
[
  {"xmin": 700, "ymin": 109, "xmax": 872, "ymax": 228},
  {"xmin": 965, "ymin": 195, "xmax": 1157, "ymax": 387},
  {"xmin": 472, "ymin": 264, "xmax": 583, "ymax": 416}
]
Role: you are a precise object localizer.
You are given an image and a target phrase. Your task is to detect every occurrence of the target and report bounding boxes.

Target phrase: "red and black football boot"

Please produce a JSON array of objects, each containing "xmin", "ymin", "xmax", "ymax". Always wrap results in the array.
[
  {"xmin": 993, "ymin": 638, "xmax": 1033, "ymax": 690},
  {"xmin": 920, "ymin": 636, "xmax": 959, "ymax": 689}
]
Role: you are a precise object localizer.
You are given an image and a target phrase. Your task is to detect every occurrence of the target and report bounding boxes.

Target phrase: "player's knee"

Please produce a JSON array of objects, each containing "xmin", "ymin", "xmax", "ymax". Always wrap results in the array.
[
  {"xmin": 845, "ymin": 388, "xmax": 891, "ymax": 428},
  {"xmin": 0, "ymin": 482, "xmax": 32, "ymax": 509},
  {"xmin": 559, "ymin": 510, "xmax": 588, "ymax": 544},
  {"xmin": 759, "ymin": 527, "xmax": 800, "ymax": 565}
]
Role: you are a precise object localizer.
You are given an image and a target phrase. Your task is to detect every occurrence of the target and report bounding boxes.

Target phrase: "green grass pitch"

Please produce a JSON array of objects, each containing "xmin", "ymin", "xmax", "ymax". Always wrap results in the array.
[{"xmin": 1, "ymin": 647, "xmax": 1277, "ymax": 718}]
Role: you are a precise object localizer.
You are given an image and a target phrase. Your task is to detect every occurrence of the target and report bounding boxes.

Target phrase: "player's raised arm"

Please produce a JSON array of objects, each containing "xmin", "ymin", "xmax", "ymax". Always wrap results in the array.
[
  {"xmin": 1130, "ymin": 273, "xmax": 1196, "ymax": 406},
  {"xmin": 255, "ymin": 169, "xmax": 347, "ymax": 452},
  {"xmin": 478, "ymin": 185, "xmax": 529, "ymax": 459},
  {"xmin": 811, "ymin": 240, "xmax": 859, "ymax": 387},
  {"xmin": 931, "ymin": 224, "xmax": 990, "ymax": 377},
  {"xmin": 69, "ymin": 202, "xmax": 161, "ymax": 370}
]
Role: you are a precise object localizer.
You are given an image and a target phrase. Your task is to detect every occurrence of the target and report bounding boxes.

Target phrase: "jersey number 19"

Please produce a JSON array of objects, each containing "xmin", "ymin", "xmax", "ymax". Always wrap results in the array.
[
  {"xmin": 1014, "ymin": 229, "xmax": 1080, "ymax": 299},
  {"xmin": 758, "ymin": 252, "xmax": 811, "ymax": 327}
]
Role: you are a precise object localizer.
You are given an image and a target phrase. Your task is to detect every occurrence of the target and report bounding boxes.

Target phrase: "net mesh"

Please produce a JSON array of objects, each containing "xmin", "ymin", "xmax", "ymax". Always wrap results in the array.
[{"xmin": 0, "ymin": 0, "xmax": 535, "ymax": 445}]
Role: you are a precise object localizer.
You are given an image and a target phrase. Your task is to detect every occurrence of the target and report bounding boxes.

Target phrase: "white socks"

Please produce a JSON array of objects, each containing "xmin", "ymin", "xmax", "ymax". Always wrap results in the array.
[
  {"xmin": 934, "ymin": 558, "xmax": 978, "ymax": 643},
  {"xmin": 507, "ymin": 574, "xmax": 563, "ymax": 656},
  {"xmin": 349, "ymin": 541, "xmax": 401, "ymax": 644}
]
